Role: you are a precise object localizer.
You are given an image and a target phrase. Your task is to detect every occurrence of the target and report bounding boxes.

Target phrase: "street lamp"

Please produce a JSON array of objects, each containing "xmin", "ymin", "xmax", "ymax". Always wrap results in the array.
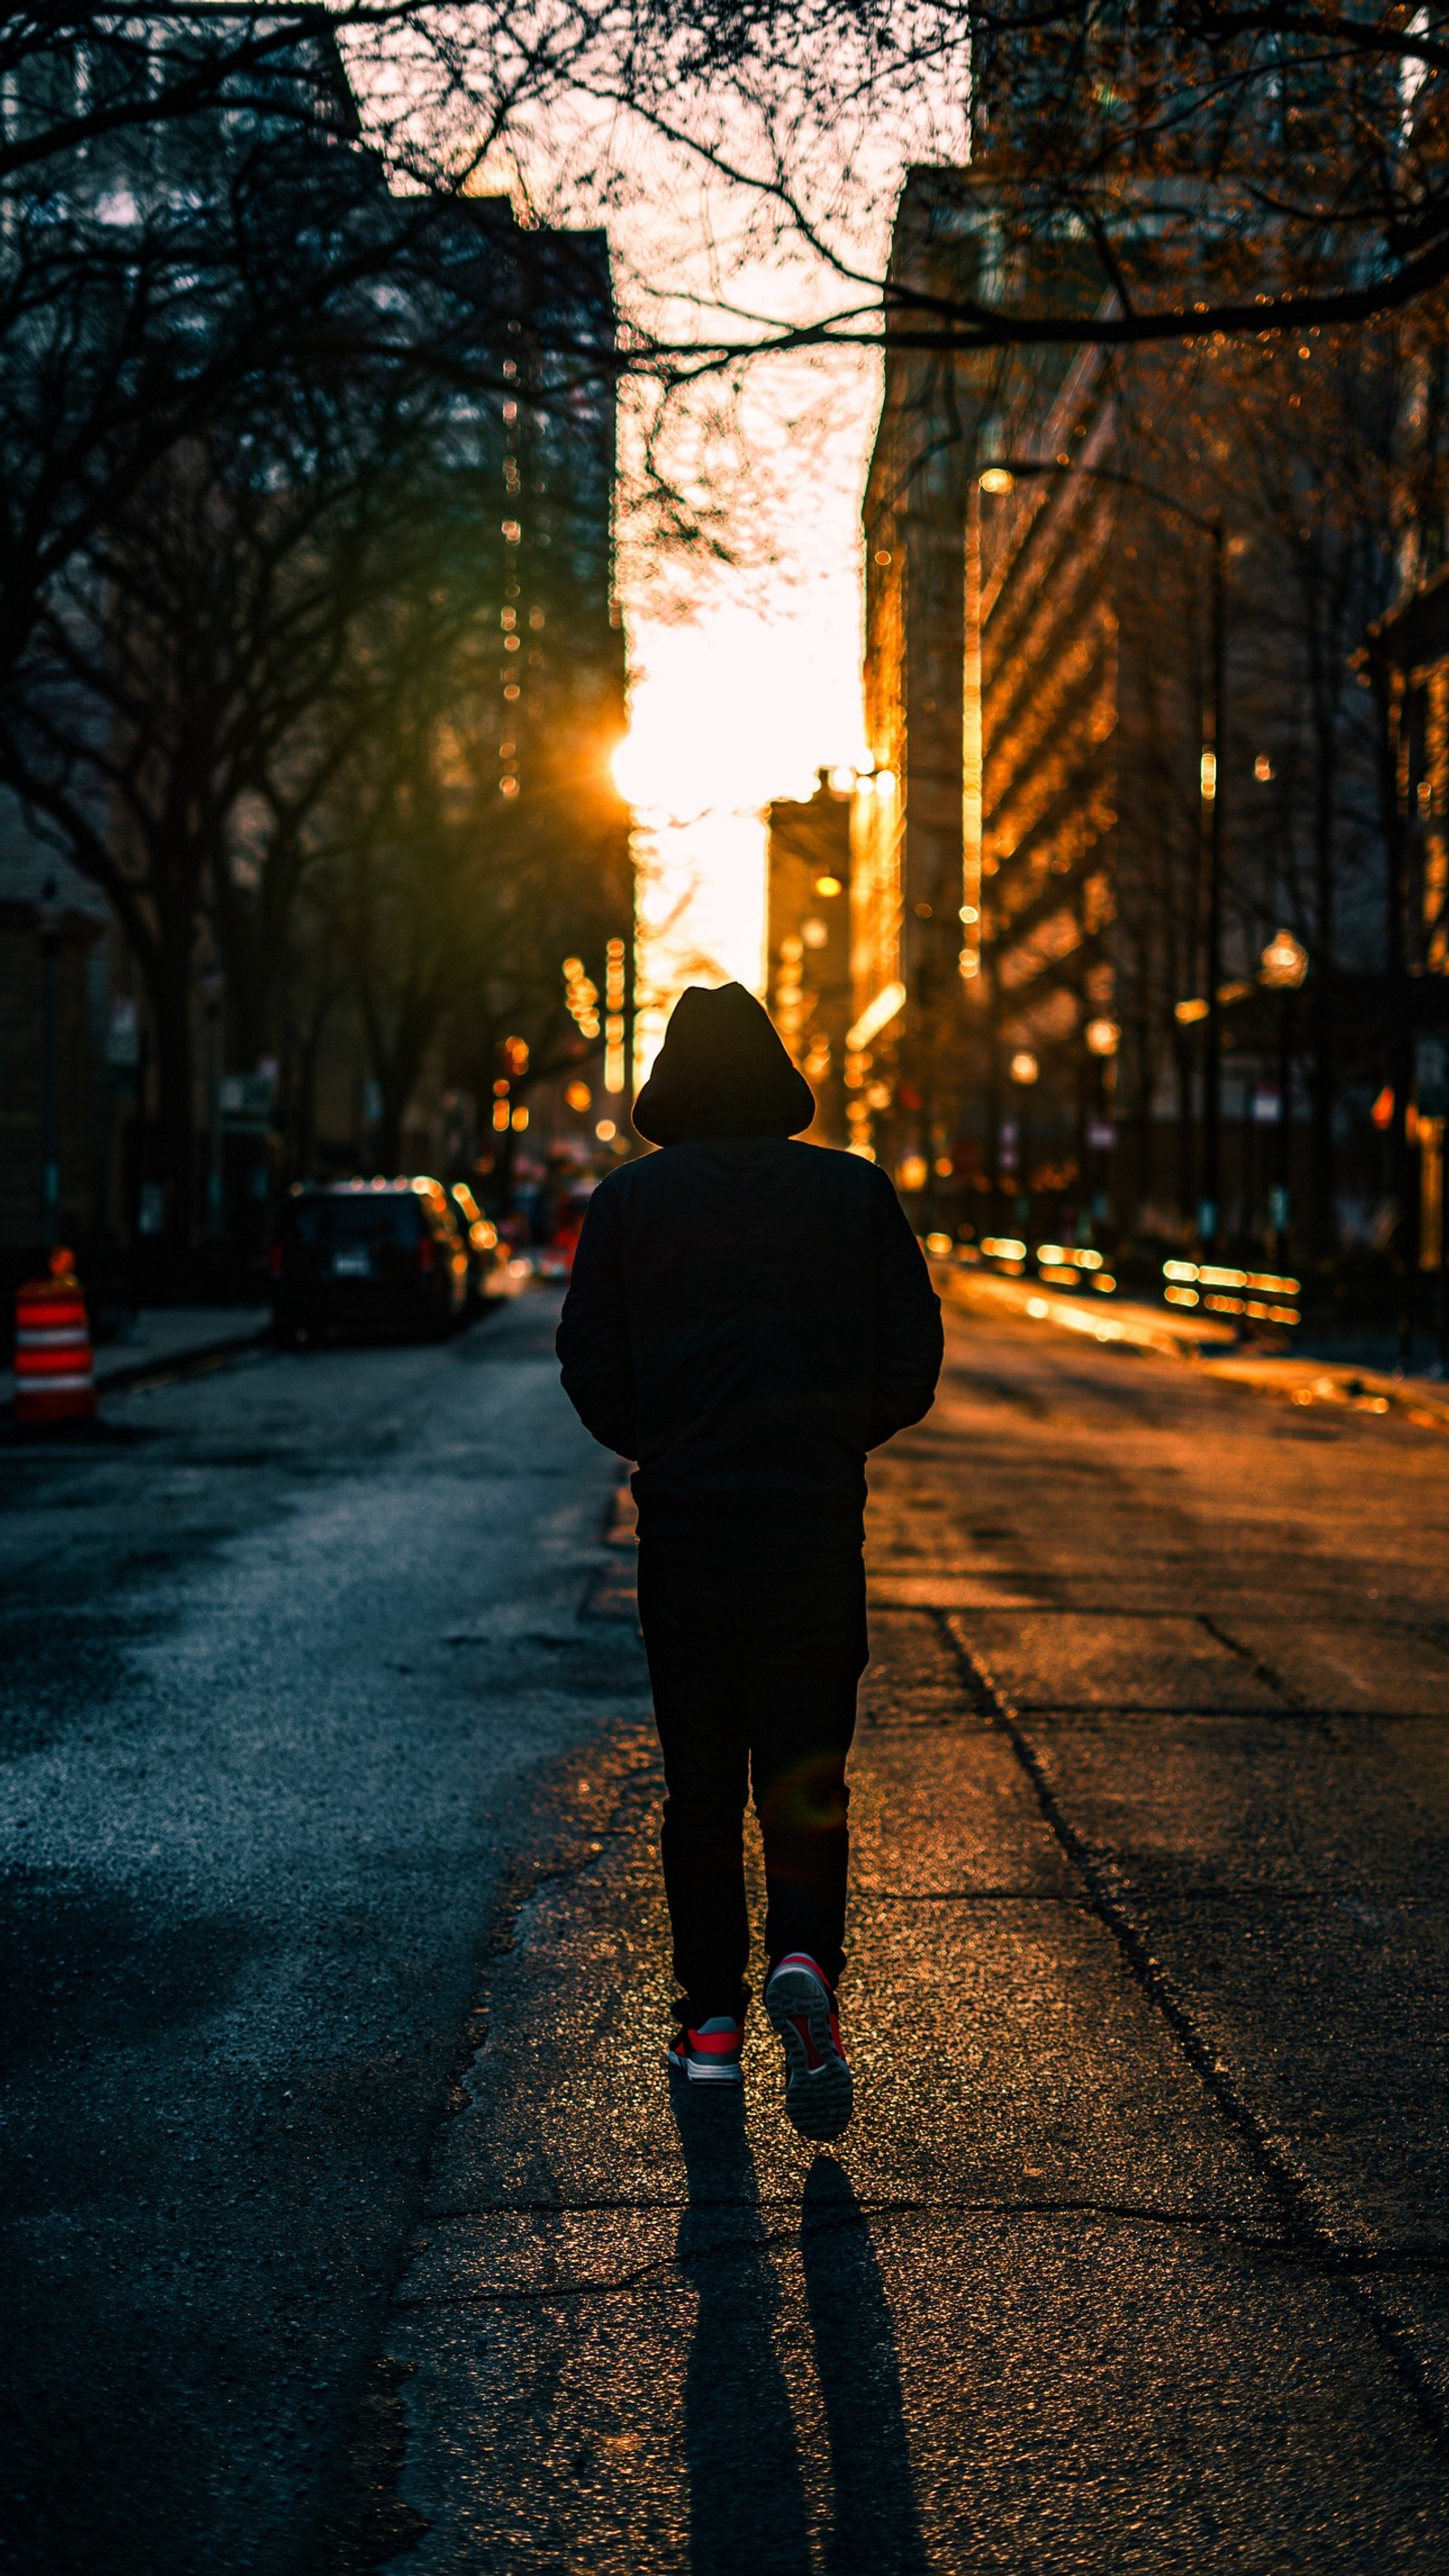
[
  {"xmin": 1259, "ymin": 926, "xmax": 1309, "ymax": 1255},
  {"xmin": 977, "ymin": 458, "xmax": 1227, "ymax": 1251},
  {"xmin": 36, "ymin": 875, "xmax": 61, "ymax": 1251},
  {"xmin": 1260, "ymin": 928, "xmax": 1309, "ymax": 989}
]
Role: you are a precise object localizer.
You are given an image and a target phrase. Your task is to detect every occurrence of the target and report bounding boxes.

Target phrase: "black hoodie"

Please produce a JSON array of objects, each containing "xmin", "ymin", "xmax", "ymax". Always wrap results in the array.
[{"xmin": 555, "ymin": 983, "xmax": 943, "ymax": 1547}]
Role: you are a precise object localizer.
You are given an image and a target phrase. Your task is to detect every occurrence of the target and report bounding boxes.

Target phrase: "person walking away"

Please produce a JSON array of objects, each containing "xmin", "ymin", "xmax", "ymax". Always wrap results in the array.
[{"xmin": 556, "ymin": 983, "xmax": 943, "ymax": 2139}]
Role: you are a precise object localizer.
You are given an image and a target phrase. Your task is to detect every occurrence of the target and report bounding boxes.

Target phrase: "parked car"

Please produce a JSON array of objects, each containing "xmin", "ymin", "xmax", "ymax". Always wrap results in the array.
[
  {"xmin": 446, "ymin": 1182, "xmax": 500, "ymax": 1311},
  {"xmin": 271, "ymin": 1179, "xmax": 469, "ymax": 1345}
]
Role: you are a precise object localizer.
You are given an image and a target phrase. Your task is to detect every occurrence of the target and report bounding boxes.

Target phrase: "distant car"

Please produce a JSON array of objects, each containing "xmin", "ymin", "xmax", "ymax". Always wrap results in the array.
[
  {"xmin": 538, "ymin": 1183, "xmax": 594, "ymax": 1280},
  {"xmin": 446, "ymin": 1182, "xmax": 501, "ymax": 1311},
  {"xmin": 271, "ymin": 1179, "xmax": 470, "ymax": 1345}
]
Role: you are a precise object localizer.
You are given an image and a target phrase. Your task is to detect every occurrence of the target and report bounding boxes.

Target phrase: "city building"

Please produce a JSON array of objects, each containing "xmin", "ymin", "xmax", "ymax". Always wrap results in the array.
[
  {"xmin": 853, "ymin": 167, "xmax": 981, "ymax": 1199},
  {"xmin": 855, "ymin": 164, "xmax": 1097, "ymax": 1216},
  {"xmin": 765, "ymin": 772, "xmax": 853, "ymax": 1146},
  {"xmin": 856, "ymin": 159, "xmax": 1389, "ymax": 1263}
]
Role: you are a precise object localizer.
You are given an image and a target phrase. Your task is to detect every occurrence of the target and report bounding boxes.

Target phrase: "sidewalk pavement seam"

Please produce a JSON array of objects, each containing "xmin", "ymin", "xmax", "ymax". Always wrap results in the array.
[
  {"xmin": 408, "ymin": 2196, "xmax": 1293, "ymax": 2224},
  {"xmin": 388, "ymin": 2219, "xmax": 1313, "ymax": 2312},
  {"xmin": 878, "ymin": 1595, "xmax": 1449, "ymax": 1643},
  {"xmin": 1014, "ymin": 1885, "xmax": 1449, "ymax": 1904},
  {"xmin": 400, "ymin": 2212, "xmax": 1449, "ymax": 2264},
  {"xmin": 867, "ymin": 1888, "xmax": 1091, "ymax": 1902},
  {"xmin": 1197, "ymin": 1610, "xmax": 1309, "ymax": 1708},
  {"xmin": 939, "ymin": 1610, "xmax": 1449, "ymax": 2464},
  {"xmin": 956, "ymin": 1700, "xmax": 1338, "ymax": 1717},
  {"xmin": 1003, "ymin": 1706, "xmax": 1449, "ymax": 1725},
  {"xmin": 398, "ymin": 2205, "xmax": 1302, "ymax": 2237}
]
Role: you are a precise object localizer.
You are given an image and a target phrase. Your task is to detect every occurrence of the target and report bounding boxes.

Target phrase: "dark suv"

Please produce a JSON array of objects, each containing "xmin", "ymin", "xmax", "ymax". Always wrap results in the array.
[{"xmin": 271, "ymin": 1180, "xmax": 470, "ymax": 1345}]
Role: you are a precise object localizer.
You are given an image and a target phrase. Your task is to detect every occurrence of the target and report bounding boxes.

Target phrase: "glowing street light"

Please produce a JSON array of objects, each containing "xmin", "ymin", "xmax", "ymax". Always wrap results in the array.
[
  {"xmin": 1260, "ymin": 927, "xmax": 1309, "ymax": 989},
  {"xmin": 1258, "ymin": 929, "xmax": 1308, "ymax": 1254}
]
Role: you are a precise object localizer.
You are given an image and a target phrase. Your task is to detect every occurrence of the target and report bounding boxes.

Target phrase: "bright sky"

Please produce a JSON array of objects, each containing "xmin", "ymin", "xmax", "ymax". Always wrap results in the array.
[
  {"xmin": 616, "ymin": 351, "xmax": 879, "ymax": 1049},
  {"xmin": 437, "ymin": 38, "xmax": 968, "ymax": 1057},
  {"xmin": 613, "ymin": 336, "xmax": 885, "ymax": 1061}
]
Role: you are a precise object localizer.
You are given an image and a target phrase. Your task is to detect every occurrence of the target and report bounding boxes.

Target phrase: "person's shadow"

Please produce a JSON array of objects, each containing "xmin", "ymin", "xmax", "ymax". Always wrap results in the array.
[{"xmin": 671, "ymin": 2085, "xmax": 928, "ymax": 2573}]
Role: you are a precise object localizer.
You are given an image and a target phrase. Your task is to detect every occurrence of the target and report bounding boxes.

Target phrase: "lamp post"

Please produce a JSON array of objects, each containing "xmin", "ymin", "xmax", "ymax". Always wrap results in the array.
[
  {"xmin": 976, "ymin": 459, "xmax": 1226, "ymax": 1251},
  {"xmin": 1085, "ymin": 1013, "xmax": 1122, "ymax": 1233},
  {"xmin": 1259, "ymin": 927, "xmax": 1309, "ymax": 1257},
  {"xmin": 36, "ymin": 875, "xmax": 61, "ymax": 1251}
]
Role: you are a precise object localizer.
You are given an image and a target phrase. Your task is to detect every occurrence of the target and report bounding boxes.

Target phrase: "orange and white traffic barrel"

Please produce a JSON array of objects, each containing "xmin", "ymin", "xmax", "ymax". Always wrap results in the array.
[{"xmin": 14, "ymin": 1248, "xmax": 96, "ymax": 1424}]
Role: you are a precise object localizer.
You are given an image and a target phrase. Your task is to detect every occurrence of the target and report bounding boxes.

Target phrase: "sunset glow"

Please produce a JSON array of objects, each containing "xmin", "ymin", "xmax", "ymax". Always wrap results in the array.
[
  {"xmin": 618, "ymin": 586, "xmax": 873, "ymax": 1075},
  {"xmin": 613, "ymin": 345, "xmax": 883, "ymax": 1069},
  {"xmin": 450, "ymin": 77, "xmax": 965, "ymax": 1052}
]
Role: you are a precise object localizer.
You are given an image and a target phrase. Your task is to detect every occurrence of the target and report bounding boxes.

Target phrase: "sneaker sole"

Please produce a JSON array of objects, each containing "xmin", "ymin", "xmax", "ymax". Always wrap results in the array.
[
  {"xmin": 765, "ymin": 1966, "xmax": 853, "ymax": 2139},
  {"xmin": 666, "ymin": 2050, "xmax": 744, "ymax": 2086}
]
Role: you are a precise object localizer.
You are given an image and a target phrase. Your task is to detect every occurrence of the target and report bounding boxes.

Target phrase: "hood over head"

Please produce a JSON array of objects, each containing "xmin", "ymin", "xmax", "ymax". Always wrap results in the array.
[{"xmin": 631, "ymin": 982, "xmax": 815, "ymax": 1147}]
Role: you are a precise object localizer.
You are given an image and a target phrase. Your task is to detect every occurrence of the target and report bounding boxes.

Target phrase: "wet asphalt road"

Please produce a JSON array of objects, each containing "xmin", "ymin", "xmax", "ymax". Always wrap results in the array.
[
  {"xmin": 6, "ymin": 1290, "xmax": 1449, "ymax": 2571},
  {"xmin": 0, "ymin": 1293, "xmax": 636, "ymax": 2575}
]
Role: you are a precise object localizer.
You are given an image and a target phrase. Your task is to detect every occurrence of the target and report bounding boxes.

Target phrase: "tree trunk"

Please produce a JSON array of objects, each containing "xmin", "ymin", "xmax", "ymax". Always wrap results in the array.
[
  {"xmin": 376, "ymin": 1027, "xmax": 429, "ymax": 1173},
  {"xmin": 1174, "ymin": 1031, "xmax": 1195, "ymax": 1226},
  {"xmin": 1374, "ymin": 668, "xmax": 1419, "ymax": 1349},
  {"xmin": 1308, "ymin": 734, "xmax": 1339, "ymax": 1263},
  {"xmin": 1131, "ymin": 1006, "xmax": 1154, "ymax": 1227},
  {"xmin": 142, "ymin": 915, "xmax": 198, "ymax": 1274},
  {"xmin": 289, "ymin": 990, "xmax": 333, "ymax": 1183}
]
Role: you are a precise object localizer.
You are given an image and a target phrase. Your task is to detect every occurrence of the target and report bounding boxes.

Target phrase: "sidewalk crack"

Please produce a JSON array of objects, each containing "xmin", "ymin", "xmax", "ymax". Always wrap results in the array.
[
  {"xmin": 938, "ymin": 1610, "xmax": 1449, "ymax": 2463},
  {"xmin": 1196, "ymin": 1612, "xmax": 1304, "ymax": 1710}
]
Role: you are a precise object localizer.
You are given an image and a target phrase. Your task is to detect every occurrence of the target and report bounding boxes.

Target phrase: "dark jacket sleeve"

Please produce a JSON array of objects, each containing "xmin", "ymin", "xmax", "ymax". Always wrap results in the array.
[
  {"xmin": 867, "ymin": 1174, "xmax": 944, "ymax": 1449},
  {"xmin": 556, "ymin": 1182, "xmax": 638, "ymax": 1458}
]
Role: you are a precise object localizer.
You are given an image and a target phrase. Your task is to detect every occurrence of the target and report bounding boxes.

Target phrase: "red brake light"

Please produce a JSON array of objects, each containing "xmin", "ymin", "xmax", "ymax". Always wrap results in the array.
[
  {"xmin": 417, "ymin": 1235, "xmax": 436, "ymax": 1274},
  {"xmin": 269, "ymin": 1242, "xmax": 283, "ymax": 1277}
]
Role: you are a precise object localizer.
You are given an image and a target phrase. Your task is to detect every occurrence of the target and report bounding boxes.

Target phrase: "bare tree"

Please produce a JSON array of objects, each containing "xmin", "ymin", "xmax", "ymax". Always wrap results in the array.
[
  {"xmin": 0, "ymin": 5, "xmax": 629, "ymax": 705},
  {"xmin": 439, "ymin": 5, "xmax": 1449, "ymax": 370},
  {"xmin": 0, "ymin": 197, "xmax": 529, "ymax": 1243}
]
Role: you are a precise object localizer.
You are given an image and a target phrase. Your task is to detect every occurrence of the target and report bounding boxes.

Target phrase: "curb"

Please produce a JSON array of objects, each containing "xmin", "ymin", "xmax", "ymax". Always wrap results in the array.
[
  {"xmin": 3, "ymin": 1318, "xmax": 271, "ymax": 1417},
  {"xmin": 96, "ymin": 1321, "xmax": 273, "ymax": 1397}
]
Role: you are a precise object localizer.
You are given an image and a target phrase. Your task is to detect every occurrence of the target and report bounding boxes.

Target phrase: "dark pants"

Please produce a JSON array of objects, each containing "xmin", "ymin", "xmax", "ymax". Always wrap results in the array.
[{"xmin": 636, "ymin": 1537, "xmax": 868, "ymax": 2023}]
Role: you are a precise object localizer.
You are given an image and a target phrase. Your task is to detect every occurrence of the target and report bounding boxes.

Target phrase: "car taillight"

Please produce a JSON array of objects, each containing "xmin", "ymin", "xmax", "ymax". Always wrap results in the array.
[
  {"xmin": 269, "ymin": 1242, "xmax": 283, "ymax": 1277},
  {"xmin": 417, "ymin": 1235, "xmax": 436, "ymax": 1274}
]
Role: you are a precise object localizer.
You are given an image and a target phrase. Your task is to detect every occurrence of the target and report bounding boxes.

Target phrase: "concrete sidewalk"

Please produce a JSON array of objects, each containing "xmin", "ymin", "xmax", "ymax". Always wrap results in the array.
[
  {"xmin": 2, "ymin": 1304, "xmax": 268, "ymax": 1409},
  {"xmin": 358, "ymin": 1302, "xmax": 1449, "ymax": 2571},
  {"xmin": 940, "ymin": 1259, "xmax": 1449, "ymax": 1435}
]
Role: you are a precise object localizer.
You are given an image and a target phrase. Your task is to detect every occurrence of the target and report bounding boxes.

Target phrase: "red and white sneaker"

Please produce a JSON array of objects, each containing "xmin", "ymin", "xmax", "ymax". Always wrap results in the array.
[
  {"xmin": 666, "ymin": 2015, "xmax": 744, "ymax": 2085},
  {"xmin": 764, "ymin": 1954, "xmax": 853, "ymax": 2139}
]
